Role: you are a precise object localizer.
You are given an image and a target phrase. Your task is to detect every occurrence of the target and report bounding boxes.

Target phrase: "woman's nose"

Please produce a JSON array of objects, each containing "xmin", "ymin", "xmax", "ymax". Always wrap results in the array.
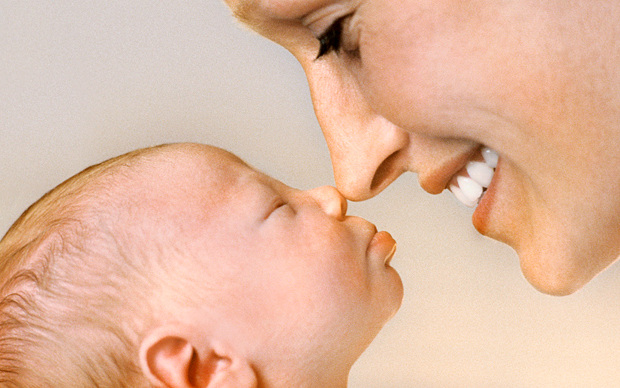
[
  {"xmin": 306, "ymin": 186, "xmax": 348, "ymax": 219},
  {"xmin": 327, "ymin": 116, "xmax": 410, "ymax": 201},
  {"xmin": 305, "ymin": 64, "xmax": 410, "ymax": 201}
]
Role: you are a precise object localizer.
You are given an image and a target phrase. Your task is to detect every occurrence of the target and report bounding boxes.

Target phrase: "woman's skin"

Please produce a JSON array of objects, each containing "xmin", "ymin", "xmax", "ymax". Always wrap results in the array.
[{"xmin": 224, "ymin": 0, "xmax": 620, "ymax": 295}]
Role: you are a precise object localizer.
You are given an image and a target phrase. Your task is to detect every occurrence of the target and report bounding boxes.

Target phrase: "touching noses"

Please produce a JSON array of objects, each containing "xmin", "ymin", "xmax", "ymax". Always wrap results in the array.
[
  {"xmin": 303, "ymin": 60, "xmax": 410, "ymax": 202},
  {"xmin": 307, "ymin": 186, "xmax": 348, "ymax": 219},
  {"xmin": 302, "ymin": 56, "xmax": 477, "ymax": 201}
]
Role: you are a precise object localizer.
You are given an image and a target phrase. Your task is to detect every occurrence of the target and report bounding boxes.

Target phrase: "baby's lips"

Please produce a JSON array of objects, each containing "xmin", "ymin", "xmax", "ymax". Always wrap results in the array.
[{"xmin": 368, "ymin": 230, "xmax": 397, "ymax": 266}]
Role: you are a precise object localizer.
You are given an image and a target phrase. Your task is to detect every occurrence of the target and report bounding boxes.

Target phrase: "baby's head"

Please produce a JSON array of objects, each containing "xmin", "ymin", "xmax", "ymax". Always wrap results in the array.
[{"xmin": 0, "ymin": 143, "xmax": 403, "ymax": 387}]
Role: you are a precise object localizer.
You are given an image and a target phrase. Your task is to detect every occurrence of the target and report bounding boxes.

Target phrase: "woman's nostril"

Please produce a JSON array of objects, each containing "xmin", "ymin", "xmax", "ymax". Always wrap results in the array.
[{"xmin": 370, "ymin": 151, "xmax": 400, "ymax": 192}]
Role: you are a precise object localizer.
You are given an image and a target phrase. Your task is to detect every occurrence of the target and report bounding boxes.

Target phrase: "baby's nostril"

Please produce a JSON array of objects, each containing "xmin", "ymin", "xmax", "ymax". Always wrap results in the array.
[{"xmin": 370, "ymin": 151, "xmax": 400, "ymax": 192}]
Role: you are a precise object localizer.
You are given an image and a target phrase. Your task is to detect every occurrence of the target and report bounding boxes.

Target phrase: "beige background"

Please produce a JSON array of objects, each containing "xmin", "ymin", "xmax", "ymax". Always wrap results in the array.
[{"xmin": 2, "ymin": 2, "xmax": 620, "ymax": 387}]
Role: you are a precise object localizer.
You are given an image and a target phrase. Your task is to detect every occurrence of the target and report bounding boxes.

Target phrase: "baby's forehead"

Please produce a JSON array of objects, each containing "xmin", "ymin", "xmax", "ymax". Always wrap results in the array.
[
  {"xmin": 123, "ymin": 144, "xmax": 256, "ymax": 206},
  {"xmin": 0, "ymin": 143, "xmax": 251, "ymax": 265},
  {"xmin": 131, "ymin": 144, "xmax": 247, "ymax": 182},
  {"xmin": 117, "ymin": 145, "xmax": 276, "ymax": 247}
]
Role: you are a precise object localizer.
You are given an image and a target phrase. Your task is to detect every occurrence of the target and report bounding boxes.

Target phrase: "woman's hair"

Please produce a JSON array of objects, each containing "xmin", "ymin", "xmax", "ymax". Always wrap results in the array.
[{"xmin": 0, "ymin": 146, "xmax": 176, "ymax": 387}]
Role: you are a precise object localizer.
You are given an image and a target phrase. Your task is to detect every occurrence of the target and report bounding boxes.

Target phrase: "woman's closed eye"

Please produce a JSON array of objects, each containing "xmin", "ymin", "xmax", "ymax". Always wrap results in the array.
[
  {"xmin": 316, "ymin": 16, "xmax": 346, "ymax": 59},
  {"xmin": 314, "ymin": 14, "xmax": 360, "ymax": 60}
]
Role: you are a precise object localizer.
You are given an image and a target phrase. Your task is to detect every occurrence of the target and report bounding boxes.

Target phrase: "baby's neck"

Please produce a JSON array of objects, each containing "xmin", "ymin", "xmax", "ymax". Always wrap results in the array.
[{"xmin": 264, "ymin": 370, "xmax": 349, "ymax": 388}]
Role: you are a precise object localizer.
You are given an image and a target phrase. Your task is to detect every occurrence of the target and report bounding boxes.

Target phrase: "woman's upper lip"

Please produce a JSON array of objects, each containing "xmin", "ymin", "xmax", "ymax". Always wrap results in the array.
[{"xmin": 417, "ymin": 145, "xmax": 480, "ymax": 195}]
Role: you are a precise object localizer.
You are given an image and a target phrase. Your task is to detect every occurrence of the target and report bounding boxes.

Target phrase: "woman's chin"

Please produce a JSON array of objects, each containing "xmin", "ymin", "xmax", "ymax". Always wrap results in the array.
[{"xmin": 516, "ymin": 234, "xmax": 620, "ymax": 296}]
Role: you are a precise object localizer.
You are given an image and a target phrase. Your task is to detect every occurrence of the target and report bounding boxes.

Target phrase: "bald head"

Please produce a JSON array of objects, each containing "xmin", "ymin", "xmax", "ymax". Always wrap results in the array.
[
  {"xmin": 1, "ymin": 143, "xmax": 238, "ymax": 264},
  {"xmin": 0, "ymin": 143, "xmax": 241, "ymax": 387}
]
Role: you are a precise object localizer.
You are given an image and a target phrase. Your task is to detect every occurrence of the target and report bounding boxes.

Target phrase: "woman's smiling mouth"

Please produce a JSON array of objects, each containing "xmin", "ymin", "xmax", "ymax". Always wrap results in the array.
[{"xmin": 448, "ymin": 147, "xmax": 499, "ymax": 208}]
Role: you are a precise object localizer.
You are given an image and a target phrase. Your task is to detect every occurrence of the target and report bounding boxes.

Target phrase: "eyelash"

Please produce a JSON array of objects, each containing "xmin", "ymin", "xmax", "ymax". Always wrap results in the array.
[{"xmin": 315, "ymin": 16, "xmax": 346, "ymax": 59}]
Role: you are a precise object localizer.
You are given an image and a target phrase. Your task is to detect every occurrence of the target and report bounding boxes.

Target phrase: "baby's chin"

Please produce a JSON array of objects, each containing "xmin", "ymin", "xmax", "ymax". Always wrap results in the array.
[
  {"xmin": 385, "ymin": 265, "xmax": 404, "ymax": 316},
  {"xmin": 364, "ymin": 281, "xmax": 404, "ymax": 346}
]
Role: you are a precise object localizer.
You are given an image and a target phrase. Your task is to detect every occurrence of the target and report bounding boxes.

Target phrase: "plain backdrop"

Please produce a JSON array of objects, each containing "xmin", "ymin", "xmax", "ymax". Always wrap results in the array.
[{"xmin": 2, "ymin": 2, "xmax": 620, "ymax": 387}]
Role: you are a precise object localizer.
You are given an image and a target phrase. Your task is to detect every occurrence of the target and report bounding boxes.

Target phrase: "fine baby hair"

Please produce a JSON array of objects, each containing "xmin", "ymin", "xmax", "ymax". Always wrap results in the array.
[
  {"xmin": 0, "ymin": 146, "xmax": 178, "ymax": 387},
  {"xmin": 0, "ymin": 143, "xmax": 402, "ymax": 388}
]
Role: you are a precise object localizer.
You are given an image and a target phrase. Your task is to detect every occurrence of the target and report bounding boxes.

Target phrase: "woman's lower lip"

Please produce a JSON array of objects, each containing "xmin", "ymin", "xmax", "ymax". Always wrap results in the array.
[{"xmin": 472, "ymin": 159, "xmax": 501, "ymax": 234}]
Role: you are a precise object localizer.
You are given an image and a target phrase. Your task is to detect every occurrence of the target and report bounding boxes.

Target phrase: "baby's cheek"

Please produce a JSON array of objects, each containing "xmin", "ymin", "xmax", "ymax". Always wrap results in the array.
[{"xmin": 327, "ymin": 252, "xmax": 371, "ymax": 299}]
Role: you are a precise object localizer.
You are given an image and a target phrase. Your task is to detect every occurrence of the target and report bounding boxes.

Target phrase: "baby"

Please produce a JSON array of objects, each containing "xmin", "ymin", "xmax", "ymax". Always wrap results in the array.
[{"xmin": 0, "ymin": 143, "xmax": 403, "ymax": 388}]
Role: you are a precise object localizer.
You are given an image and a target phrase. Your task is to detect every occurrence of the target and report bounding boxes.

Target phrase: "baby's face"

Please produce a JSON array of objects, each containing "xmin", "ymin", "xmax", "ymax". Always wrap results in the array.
[{"xmin": 137, "ymin": 144, "xmax": 403, "ymax": 373}]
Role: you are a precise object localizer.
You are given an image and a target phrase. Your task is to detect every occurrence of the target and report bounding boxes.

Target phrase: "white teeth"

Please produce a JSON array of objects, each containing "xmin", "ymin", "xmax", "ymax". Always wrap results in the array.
[
  {"xmin": 482, "ymin": 147, "xmax": 499, "ymax": 169},
  {"xmin": 448, "ymin": 147, "xmax": 498, "ymax": 208},
  {"xmin": 449, "ymin": 183, "xmax": 479, "ymax": 207},
  {"xmin": 466, "ymin": 161, "xmax": 494, "ymax": 187},
  {"xmin": 457, "ymin": 175, "xmax": 483, "ymax": 203}
]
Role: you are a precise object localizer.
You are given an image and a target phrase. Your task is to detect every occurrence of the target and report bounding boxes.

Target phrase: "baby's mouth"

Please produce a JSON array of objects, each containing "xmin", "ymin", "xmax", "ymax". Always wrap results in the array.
[{"xmin": 448, "ymin": 147, "xmax": 499, "ymax": 207}]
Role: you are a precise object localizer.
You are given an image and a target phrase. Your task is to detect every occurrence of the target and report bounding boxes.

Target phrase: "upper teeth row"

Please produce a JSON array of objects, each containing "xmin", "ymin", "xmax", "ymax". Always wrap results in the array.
[{"xmin": 449, "ymin": 147, "xmax": 499, "ymax": 207}]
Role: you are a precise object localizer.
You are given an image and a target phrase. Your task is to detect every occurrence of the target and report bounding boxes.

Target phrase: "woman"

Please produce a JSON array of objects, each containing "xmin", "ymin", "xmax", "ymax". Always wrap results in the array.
[{"xmin": 224, "ymin": 0, "xmax": 620, "ymax": 295}]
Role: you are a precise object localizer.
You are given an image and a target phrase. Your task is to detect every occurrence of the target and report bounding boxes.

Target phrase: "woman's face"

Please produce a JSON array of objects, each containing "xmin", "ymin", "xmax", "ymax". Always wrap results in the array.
[{"xmin": 226, "ymin": 0, "xmax": 620, "ymax": 294}]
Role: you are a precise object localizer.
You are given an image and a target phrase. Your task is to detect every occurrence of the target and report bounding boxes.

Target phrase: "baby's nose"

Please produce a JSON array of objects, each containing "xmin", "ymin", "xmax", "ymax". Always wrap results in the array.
[{"xmin": 307, "ymin": 186, "xmax": 348, "ymax": 219}]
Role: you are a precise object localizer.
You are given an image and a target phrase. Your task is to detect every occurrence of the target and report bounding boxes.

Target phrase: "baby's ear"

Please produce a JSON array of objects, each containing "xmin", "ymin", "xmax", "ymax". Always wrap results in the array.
[{"xmin": 139, "ymin": 325, "xmax": 257, "ymax": 388}]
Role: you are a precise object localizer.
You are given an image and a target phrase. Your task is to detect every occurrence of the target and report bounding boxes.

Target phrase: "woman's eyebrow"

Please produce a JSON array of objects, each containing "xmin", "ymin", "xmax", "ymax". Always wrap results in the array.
[
  {"xmin": 229, "ymin": 0, "xmax": 262, "ymax": 29},
  {"xmin": 228, "ymin": 0, "xmax": 314, "ymax": 33}
]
